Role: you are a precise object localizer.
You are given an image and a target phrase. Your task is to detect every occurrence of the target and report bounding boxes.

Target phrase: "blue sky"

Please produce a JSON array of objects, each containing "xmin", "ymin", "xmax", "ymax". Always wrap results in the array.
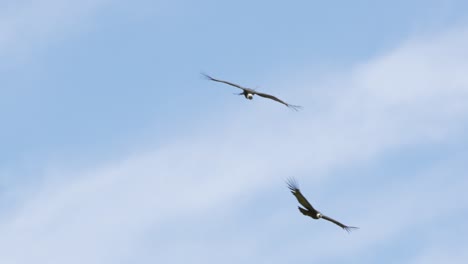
[{"xmin": 1, "ymin": 0, "xmax": 468, "ymax": 263}]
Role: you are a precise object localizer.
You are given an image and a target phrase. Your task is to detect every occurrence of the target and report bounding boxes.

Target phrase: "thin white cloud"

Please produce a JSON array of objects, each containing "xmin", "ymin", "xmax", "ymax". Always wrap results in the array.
[
  {"xmin": 1, "ymin": 23, "xmax": 468, "ymax": 264},
  {"xmin": 409, "ymin": 242, "xmax": 468, "ymax": 264},
  {"xmin": 280, "ymin": 157, "xmax": 468, "ymax": 262},
  {"xmin": 0, "ymin": 0, "xmax": 111, "ymax": 61}
]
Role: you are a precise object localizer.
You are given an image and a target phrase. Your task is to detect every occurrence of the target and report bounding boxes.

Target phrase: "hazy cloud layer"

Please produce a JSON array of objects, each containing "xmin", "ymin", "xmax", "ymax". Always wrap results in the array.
[
  {"xmin": 1, "ymin": 22, "xmax": 468, "ymax": 264},
  {"xmin": 0, "ymin": 0, "xmax": 111, "ymax": 60}
]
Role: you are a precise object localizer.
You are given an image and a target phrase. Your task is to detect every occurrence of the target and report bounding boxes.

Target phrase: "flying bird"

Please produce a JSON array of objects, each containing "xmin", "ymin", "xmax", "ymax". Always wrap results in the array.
[
  {"xmin": 286, "ymin": 177, "xmax": 358, "ymax": 232},
  {"xmin": 202, "ymin": 73, "xmax": 302, "ymax": 110}
]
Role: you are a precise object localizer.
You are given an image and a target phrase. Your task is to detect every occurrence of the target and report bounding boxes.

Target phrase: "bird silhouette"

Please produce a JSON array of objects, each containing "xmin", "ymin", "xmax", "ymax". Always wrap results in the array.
[
  {"xmin": 286, "ymin": 177, "xmax": 358, "ymax": 232},
  {"xmin": 202, "ymin": 73, "xmax": 302, "ymax": 111}
]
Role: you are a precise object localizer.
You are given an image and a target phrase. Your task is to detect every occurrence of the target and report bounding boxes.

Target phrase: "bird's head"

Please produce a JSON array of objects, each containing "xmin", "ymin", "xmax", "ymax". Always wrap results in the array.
[
  {"xmin": 246, "ymin": 93, "xmax": 253, "ymax": 100},
  {"xmin": 316, "ymin": 212, "xmax": 322, "ymax": 219}
]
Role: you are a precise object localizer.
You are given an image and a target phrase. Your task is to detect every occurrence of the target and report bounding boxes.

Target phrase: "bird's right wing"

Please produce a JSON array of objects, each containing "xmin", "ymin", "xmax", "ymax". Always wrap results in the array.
[
  {"xmin": 286, "ymin": 177, "xmax": 316, "ymax": 212},
  {"xmin": 255, "ymin": 92, "xmax": 302, "ymax": 111},
  {"xmin": 201, "ymin": 73, "xmax": 246, "ymax": 90},
  {"xmin": 321, "ymin": 215, "xmax": 359, "ymax": 233}
]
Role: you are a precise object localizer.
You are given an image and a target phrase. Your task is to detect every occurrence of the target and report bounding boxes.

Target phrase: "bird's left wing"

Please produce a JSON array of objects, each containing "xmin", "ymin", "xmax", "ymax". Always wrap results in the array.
[
  {"xmin": 321, "ymin": 214, "xmax": 359, "ymax": 233},
  {"xmin": 201, "ymin": 73, "xmax": 246, "ymax": 90},
  {"xmin": 286, "ymin": 178, "xmax": 316, "ymax": 212},
  {"xmin": 255, "ymin": 92, "xmax": 302, "ymax": 111}
]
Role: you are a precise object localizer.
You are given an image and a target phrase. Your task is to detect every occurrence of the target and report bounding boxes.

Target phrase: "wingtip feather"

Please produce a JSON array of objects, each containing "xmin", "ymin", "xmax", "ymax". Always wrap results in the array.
[
  {"xmin": 285, "ymin": 177, "xmax": 299, "ymax": 192},
  {"xmin": 343, "ymin": 226, "xmax": 359, "ymax": 233},
  {"xmin": 200, "ymin": 72, "xmax": 213, "ymax": 80},
  {"xmin": 288, "ymin": 104, "xmax": 303, "ymax": 111}
]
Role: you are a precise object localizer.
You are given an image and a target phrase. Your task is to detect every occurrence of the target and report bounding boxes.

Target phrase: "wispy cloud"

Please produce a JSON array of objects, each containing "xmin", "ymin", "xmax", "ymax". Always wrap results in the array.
[
  {"xmin": 0, "ymin": 0, "xmax": 111, "ymax": 61},
  {"xmin": 278, "ymin": 156, "xmax": 468, "ymax": 262},
  {"xmin": 409, "ymin": 240, "xmax": 468, "ymax": 264},
  {"xmin": 1, "ymin": 23, "xmax": 468, "ymax": 264}
]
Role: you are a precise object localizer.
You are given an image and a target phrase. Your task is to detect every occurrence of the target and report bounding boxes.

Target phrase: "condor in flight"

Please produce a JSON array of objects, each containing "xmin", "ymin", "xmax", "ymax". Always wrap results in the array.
[
  {"xmin": 286, "ymin": 178, "xmax": 358, "ymax": 232},
  {"xmin": 202, "ymin": 73, "xmax": 302, "ymax": 111}
]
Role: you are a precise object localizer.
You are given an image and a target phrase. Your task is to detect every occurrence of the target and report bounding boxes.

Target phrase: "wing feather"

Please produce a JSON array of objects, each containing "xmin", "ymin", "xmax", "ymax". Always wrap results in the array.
[
  {"xmin": 201, "ymin": 73, "xmax": 247, "ymax": 90},
  {"xmin": 321, "ymin": 215, "xmax": 359, "ymax": 232},
  {"xmin": 255, "ymin": 92, "xmax": 302, "ymax": 111},
  {"xmin": 286, "ymin": 178, "xmax": 316, "ymax": 212}
]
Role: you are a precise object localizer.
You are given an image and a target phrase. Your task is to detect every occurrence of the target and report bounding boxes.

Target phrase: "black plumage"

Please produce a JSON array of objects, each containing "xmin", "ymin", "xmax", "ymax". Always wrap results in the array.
[
  {"xmin": 202, "ymin": 73, "xmax": 302, "ymax": 111},
  {"xmin": 286, "ymin": 177, "xmax": 358, "ymax": 232}
]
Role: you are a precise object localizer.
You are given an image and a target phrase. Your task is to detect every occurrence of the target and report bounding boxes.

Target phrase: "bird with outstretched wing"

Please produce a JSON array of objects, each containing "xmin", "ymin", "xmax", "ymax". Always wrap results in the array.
[
  {"xmin": 286, "ymin": 177, "xmax": 358, "ymax": 232},
  {"xmin": 202, "ymin": 73, "xmax": 302, "ymax": 111}
]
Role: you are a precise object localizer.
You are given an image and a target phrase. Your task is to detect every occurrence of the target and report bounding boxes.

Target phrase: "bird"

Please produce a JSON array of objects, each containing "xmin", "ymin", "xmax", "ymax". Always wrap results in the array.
[
  {"xmin": 202, "ymin": 73, "xmax": 302, "ymax": 111},
  {"xmin": 286, "ymin": 177, "xmax": 358, "ymax": 232}
]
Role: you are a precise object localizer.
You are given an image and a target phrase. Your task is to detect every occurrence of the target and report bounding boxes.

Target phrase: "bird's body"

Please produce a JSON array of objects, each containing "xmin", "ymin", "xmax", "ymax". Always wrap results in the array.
[
  {"xmin": 202, "ymin": 73, "xmax": 302, "ymax": 110},
  {"xmin": 240, "ymin": 89, "xmax": 255, "ymax": 100},
  {"xmin": 286, "ymin": 177, "xmax": 358, "ymax": 232}
]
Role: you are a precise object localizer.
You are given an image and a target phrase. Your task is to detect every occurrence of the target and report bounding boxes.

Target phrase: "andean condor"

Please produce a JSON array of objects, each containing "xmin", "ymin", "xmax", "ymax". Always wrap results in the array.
[
  {"xmin": 202, "ymin": 73, "xmax": 302, "ymax": 111},
  {"xmin": 286, "ymin": 177, "xmax": 358, "ymax": 232}
]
